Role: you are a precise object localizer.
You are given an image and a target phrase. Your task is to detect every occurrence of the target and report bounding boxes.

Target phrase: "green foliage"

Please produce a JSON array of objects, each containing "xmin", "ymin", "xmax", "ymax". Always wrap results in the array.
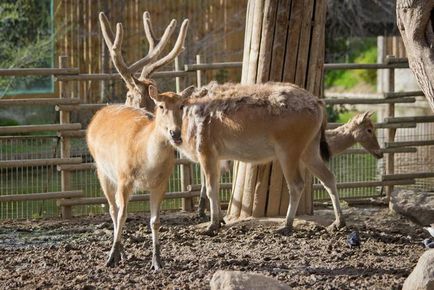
[
  {"xmin": 0, "ymin": 0, "xmax": 53, "ymax": 96},
  {"xmin": 326, "ymin": 104, "xmax": 348, "ymax": 122},
  {"xmin": 325, "ymin": 37, "xmax": 378, "ymax": 90},
  {"xmin": 0, "ymin": 117, "xmax": 19, "ymax": 126}
]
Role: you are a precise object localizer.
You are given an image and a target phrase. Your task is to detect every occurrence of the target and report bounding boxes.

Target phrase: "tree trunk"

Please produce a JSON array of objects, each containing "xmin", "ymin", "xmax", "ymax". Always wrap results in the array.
[
  {"xmin": 396, "ymin": 0, "xmax": 434, "ymax": 111},
  {"xmin": 227, "ymin": 0, "xmax": 327, "ymax": 219}
]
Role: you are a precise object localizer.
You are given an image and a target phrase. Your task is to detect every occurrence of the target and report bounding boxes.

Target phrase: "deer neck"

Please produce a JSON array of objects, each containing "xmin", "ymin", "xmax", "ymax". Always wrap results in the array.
[
  {"xmin": 326, "ymin": 123, "xmax": 356, "ymax": 156},
  {"xmin": 136, "ymin": 121, "xmax": 174, "ymax": 162}
]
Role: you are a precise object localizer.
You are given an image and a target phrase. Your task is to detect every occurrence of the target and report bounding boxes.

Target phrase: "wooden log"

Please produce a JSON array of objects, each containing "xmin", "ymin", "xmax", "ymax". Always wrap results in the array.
[
  {"xmin": 0, "ymin": 157, "xmax": 82, "ymax": 168},
  {"xmin": 384, "ymin": 115, "xmax": 434, "ymax": 124},
  {"xmin": 184, "ymin": 62, "xmax": 242, "ymax": 71},
  {"xmin": 0, "ymin": 98, "xmax": 80, "ymax": 106},
  {"xmin": 55, "ymin": 70, "xmax": 189, "ymax": 81},
  {"xmin": 327, "ymin": 122, "xmax": 416, "ymax": 129},
  {"xmin": 341, "ymin": 147, "xmax": 417, "ymax": 155},
  {"xmin": 256, "ymin": 0, "xmax": 278, "ymax": 82},
  {"xmin": 324, "ymin": 63, "xmax": 409, "ymax": 70},
  {"xmin": 324, "ymin": 97, "xmax": 416, "ymax": 105},
  {"xmin": 384, "ymin": 57, "xmax": 409, "ymax": 65},
  {"xmin": 0, "ymin": 67, "xmax": 79, "ymax": 76},
  {"xmin": 386, "ymin": 62, "xmax": 396, "ymax": 202},
  {"xmin": 228, "ymin": 162, "xmax": 247, "ymax": 219},
  {"xmin": 57, "ymin": 130, "xmax": 86, "ymax": 138},
  {"xmin": 251, "ymin": 163, "xmax": 271, "ymax": 217},
  {"xmin": 385, "ymin": 140, "xmax": 434, "ymax": 148},
  {"xmin": 384, "ymin": 91, "xmax": 424, "ymax": 99},
  {"xmin": 57, "ymin": 190, "xmax": 201, "ymax": 206},
  {"xmin": 382, "ymin": 172, "xmax": 434, "ymax": 181},
  {"xmin": 55, "ymin": 103, "xmax": 109, "ymax": 112},
  {"xmin": 187, "ymin": 183, "xmax": 232, "ymax": 192},
  {"xmin": 0, "ymin": 191, "xmax": 83, "ymax": 202},
  {"xmin": 59, "ymin": 55, "xmax": 73, "ymax": 219},
  {"xmin": 266, "ymin": 162, "xmax": 284, "ymax": 217},
  {"xmin": 0, "ymin": 123, "xmax": 81, "ymax": 134},
  {"xmin": 57, "ymin": 163, "xmax": 96, "ymax": 171},
  {"xmin": 240, "ymin": 163, "xmax": 258, "ymax": 218},
  {"xmin": 313, "ymin": 179, "xmax": 415, "ymax": 190}
]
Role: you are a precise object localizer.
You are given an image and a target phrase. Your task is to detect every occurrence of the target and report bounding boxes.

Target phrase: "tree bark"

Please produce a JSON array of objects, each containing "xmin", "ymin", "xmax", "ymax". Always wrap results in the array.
[{"xmin": 396, "ymin": 0, "xmax": 434, "ymax": 111}]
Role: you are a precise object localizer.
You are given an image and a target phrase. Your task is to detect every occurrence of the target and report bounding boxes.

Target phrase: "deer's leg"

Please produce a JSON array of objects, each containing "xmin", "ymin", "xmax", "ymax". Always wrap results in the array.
[
  {"xmin": 149, "ymin": 186, "xmax": 165, "ymax": 271},
  {"xmin": 199, "ymin": 154, "xmax": 221, "ymax": 236},
  {"xmin": 197, "ymin": 171, "xmax": 208, "ymax": 219},
  {"xmin": 97, "ymin": 169, "xmax": 118, "ymax": 230},
  {"xmin": 106, "ymin": 179, "xmax": 132, "ymax": 267},
  {"xmin": 275, "ymin": 150, "xmax": 305, "ymax": 236},
  {"xmin": 304, "ymin": 152, "xmax": 345, "ymax": 230},
  {"xmin": 96, "ymin": 169, "xmax": 126, "ymax": 264}
]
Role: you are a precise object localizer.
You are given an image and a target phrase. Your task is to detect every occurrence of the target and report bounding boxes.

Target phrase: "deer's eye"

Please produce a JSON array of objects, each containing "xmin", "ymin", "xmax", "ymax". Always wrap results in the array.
[
  {"xmin": 159, "ymin": 105, "xmax": 164, "ymax": 110},
  {"xmin": 367, "ymin": 128, "xmax": 373, "ymax": 134},
  {"xmin": 180, "ymin": 105, "xmax": 184, "ymax": 110}
]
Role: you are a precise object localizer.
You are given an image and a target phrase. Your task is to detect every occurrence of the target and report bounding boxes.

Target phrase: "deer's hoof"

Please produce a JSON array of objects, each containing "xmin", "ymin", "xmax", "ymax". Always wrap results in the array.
[
  {"xmin": 276, "ymin": 225, "xmax": 293, "ymax": 236},
  {"xmin": 327, "ymin": 220, "xmax": 346, "ymax": 232},
  {"xmin": 202, "ymin": 223, "xmax": 220, "ymax": 237},
  {"xmin": 106, "ymin": 251, "xmax": 121, "ymax": 267},
  {"xmin": 150, "ymin": 255, "xmax": 163, "ymax": 271}
]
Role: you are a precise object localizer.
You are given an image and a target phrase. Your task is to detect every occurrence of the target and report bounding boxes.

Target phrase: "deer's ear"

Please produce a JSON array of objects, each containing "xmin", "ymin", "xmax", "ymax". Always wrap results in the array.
[
  {"xmin": 355, "ymin": 112, "xmax": 369, "ymax": 124},
  {"xmin": 148, "ymin": 85, "xmax": 163, "ymax": 103},
  {"xmin": 180, "ymin": 85, "xmax": 196, "ymax": 98}
]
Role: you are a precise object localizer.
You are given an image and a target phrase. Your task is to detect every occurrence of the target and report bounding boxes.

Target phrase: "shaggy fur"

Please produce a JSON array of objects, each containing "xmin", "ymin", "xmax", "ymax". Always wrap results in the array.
[{"xmin": 185, "ymin": 81, "xmax": 323, "ymax": 152}]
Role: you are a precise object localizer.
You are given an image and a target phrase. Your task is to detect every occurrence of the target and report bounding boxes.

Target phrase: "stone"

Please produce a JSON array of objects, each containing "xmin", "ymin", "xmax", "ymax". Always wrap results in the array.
[
  {"xmin": 390, "ymin": 189, "xmax": 434, "ymax": 225},
  {"xmin": 210, "ymin": 270, "xmax": 291, "ymax": 290},
  {"xmin": 403, "ymin": 249, "xmax": 434, "ymax": 290}
]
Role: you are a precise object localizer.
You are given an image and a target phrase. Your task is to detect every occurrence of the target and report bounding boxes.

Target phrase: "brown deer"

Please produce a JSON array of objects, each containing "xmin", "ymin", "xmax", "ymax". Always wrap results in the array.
[
  {"xmin": 327, "ymin": 112, "xmax": 383, "ymax": 158},
  {"xmin": 196, "ymin": 111, "xmax": 383, "ymax": 218},
  {"xmin": 172, "ymin": 82, "xmax": 343, "ymax": 236},
  {"xmin": 99, "ymin": 11, "xmax": 188, "ymax": 110},
  {"xmin": 87, "ymin": 12, "xmax": 190, "ymax": 269}
]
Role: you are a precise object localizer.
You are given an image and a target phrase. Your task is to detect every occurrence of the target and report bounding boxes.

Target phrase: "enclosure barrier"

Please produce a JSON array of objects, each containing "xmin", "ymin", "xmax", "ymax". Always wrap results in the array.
[{"xmin": 1, "ymin": 55, "xmax": 433, "ymax": 219}]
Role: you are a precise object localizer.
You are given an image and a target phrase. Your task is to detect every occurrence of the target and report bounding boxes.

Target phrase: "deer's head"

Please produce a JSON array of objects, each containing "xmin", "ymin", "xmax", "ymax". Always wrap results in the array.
[
  {"xmin": 350, "ymin": 112, "xmax": 383, "ymax": 159},
  {"xmin": 149, "ymin": 85, "xmax": 195, "ymax": 146},
  {"xmin": 99, "ymin": 12, "xmax": 189, "ymax": 111}
]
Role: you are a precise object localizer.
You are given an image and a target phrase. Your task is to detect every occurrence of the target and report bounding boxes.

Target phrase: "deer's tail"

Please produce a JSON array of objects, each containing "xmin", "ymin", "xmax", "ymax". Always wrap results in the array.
[{"xmin": 319, "ymin": 101, "xmax": 330, "ymax": 162}]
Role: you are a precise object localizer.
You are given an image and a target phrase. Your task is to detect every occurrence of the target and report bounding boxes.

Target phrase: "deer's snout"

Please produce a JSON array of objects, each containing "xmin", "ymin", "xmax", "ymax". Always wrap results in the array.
[{"xmin": 170, "ymin": 130, "xmax": 182, "ymax": 145}]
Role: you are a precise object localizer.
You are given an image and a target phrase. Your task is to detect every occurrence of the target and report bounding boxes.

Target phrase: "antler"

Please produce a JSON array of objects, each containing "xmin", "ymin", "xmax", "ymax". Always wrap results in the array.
[
  {"xmin": 137, "ymin": 14, "xmax": 189, "ymax": 79},
  {"xmin": 99, "ymin": 12, "xmax": 134, "ymax": 87},
  {"xmin": 99, "ymin": 11, "xmax": 189, "ymax": 84}
]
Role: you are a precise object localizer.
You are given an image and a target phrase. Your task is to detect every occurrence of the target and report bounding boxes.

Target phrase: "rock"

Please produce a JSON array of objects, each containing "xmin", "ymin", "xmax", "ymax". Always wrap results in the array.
[
  {"xmin": 210, "ymin": 270, "xmax": 291, "ymax": 290},
  {"xmin": 403, "ymin": 249, "xmax": 434, "ymax": 290},
  {"xmin": 390, "ymin": 189, "xmax": 434, "ymax": 225}
]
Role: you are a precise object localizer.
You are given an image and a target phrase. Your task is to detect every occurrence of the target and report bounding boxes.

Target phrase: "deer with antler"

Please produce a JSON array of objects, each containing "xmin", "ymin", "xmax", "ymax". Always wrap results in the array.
[{"xmin": 87, "ymin": 11, "xmax": 191, "ymax": 269}]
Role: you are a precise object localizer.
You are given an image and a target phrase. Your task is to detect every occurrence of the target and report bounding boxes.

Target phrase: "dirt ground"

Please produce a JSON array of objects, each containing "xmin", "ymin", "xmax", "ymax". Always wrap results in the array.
[{"xmin": 0, "ymin": 205, "xmax": 428, "ymax": 289}]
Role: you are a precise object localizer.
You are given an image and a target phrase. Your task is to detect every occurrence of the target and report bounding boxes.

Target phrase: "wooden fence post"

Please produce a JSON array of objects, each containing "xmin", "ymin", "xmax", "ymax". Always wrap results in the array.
[
  {"xmin": 176, "ymin": 56, "xmax": 194, "ymax": 211},
  {"xmin": 58, "ymin": 55, "xmax": 73, "ymax": 218},
  {"xmin": 386, "ymin": 55, "xmax": 396, "ymax": 203}
]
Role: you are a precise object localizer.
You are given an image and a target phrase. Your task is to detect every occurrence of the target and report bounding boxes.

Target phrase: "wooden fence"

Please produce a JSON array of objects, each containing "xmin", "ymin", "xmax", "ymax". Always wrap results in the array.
[{"xmin": 0, "ymin": 55, "xmax": 433, "ymax": 219}]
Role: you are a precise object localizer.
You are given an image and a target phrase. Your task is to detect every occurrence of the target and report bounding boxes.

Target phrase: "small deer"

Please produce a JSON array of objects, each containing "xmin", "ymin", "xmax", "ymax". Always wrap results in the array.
[
  {"xmin": 175, "ymin": 82, "xmax": 346, "ymax": 236},
  {"xmin": 196, "ymin": 111, "xmax": 383, "ymax": 218},
  {"xmin": 87, "ymin": 11, "xmax": 190, "ymax": 269},
  {"xmin": 327, "ymin": 112, "xmax": 383, "ymax": 158}
]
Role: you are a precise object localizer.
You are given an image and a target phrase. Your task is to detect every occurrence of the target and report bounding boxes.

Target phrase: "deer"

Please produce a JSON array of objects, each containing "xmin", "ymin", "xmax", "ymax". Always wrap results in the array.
[
  {"xmin": 196, "ymin": 111, "xmax": 383, "ymax": 218},
  {"xmin": 326, "ymin": 112, "xmax": 383, "ymax": 158},
  {"xmin": 166, "ymin": 81, "xmax": 343, "ymax": 236},
  {"xmin": 86, "ymin": 11, "xmax": 191, "ymax": 269}
]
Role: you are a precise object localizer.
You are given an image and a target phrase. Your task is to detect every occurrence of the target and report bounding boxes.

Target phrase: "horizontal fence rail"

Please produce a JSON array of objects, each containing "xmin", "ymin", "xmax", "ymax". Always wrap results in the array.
[{"xmin": 1, "ymin": 56, "xmax": 434, "ymax": 220}]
